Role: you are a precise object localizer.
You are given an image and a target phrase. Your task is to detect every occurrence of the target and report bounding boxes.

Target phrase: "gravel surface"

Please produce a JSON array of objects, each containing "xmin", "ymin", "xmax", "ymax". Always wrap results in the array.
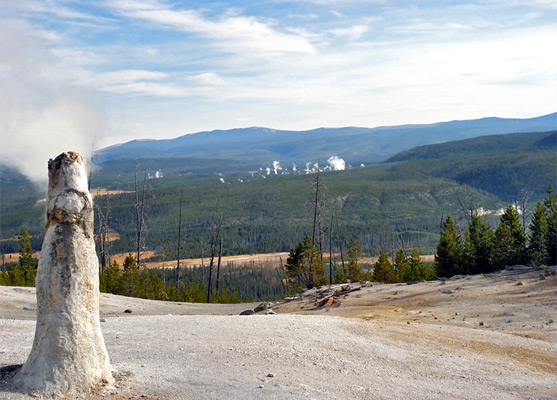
[{"xmin": 1, "ymin": 267, "xmax": 556, "ymax": 399}]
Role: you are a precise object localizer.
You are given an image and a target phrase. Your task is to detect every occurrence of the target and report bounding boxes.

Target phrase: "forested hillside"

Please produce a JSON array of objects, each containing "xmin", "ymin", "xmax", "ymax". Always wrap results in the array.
[
  {"xmin": 386, "ymin": 131, "xmax": 556, "ymax": 202},
  {"xmin": 1, "ymin": 130, "xmax": 555, "ymax": 260}
]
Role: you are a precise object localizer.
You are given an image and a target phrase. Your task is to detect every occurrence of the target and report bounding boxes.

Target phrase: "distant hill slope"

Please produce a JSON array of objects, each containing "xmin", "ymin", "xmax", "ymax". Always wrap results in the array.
[
  {"xmin": 95, "ymin": 113, "xmax": 557, "ymax": 164},
  {"xmin": 386, "ymin": 130, "xmax": 557, "ymax": 202}
]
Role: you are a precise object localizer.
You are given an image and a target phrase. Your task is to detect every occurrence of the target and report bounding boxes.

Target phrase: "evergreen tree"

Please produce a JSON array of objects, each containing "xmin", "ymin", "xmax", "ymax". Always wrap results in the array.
[
  {"xmin": 435, "ymin": 215, "xmax": 463, "ymax": 277},
  {"xmin": 491, "ymin": 223, "xmax": 513, "ymax": 269},
  {"xmin": 102, "ymin": 261, "xmax": 122, "ymax": 294},
  {"xmin": 499, "ymin": 204, "xmax": 527, "ymax": 265},
  {"xmin": 408, "ymin": 249, "xmax": 431, "ymax": 281},
  {"xmin": 346, "ymin": 234, "xmax": 363, "ymax": 281},
  {"xmin": 528, "ymin": 201, "xmax": 549, "ymax": 265},
  {"xmin": 463, "ymin": 214, "xmax": 494, "ymax": 274},
  {"xmin": 394, "ymin": 248, "xmax": 410, "ymax": 282},
  {"xmin": 0, "ymin": 270, "xmax": 9, "ymax": 286},
  {"xmin": 9, "ymin": 265, "xmax": 26, "ymax": 286},
  {"xmin": 120, "ymin": 253, "xmax": 141, "ymax": 296},
  {"xmin": 372, "ymin": 252, "xmax": 397, "ymax": 283},
  {"xmin": 18, "ymin": 227, "xmax": 36, "ymax": 287},
  {"xmin": 334, "ymin": 267, "xmax": 346, "ymax": 283},
  {"xmin": 285, "ymin": 235, "xmax": 327, "ymax": 289},
  {"xmin": 544, "ymin": 186, "xmax": 557, "ymax": 265}
]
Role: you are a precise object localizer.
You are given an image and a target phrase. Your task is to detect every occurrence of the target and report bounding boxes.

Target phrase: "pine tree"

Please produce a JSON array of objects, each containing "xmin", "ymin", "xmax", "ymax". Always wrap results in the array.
[
  {"xmin": 501, "ymin": 205, "xmax": 527, "ymax": 265},
  {"xmin": 120, "ymin": 253, "xmax": 141, "ymax": 296},
  {"xmin": 435, "ymin": 215, "xmax": 463, "ymax": 278},
  {"xmin": 334, "ymin": 267, "xmax": 346, "ymax": 283},
  {"xmin": 346, "ymin": 234, "xmax": 363, "ymax": 281},
  {"xmin": 491, "ymin": 222, "xmax": 513, "ymax": 269},
  {"xmin": 544, "ymin": 186, "xmax": 557, "ymax": 265},
  {"xmin": 394, "ymin": 248, "xmax": 410, "ymax": 282},
  {"xmin": 102, "ymin": 261, "xmax": 122, "ymax": 294},
  {"xmin": 528, "ymin": 202, "xmax": 549, "ymax": 265},
  {"xmin": 18, "ymin": 227, "xmax": 36, "ymax": 287},
  {"xmin": 373, "ymin": 252, "xmax": 397, "ymax": 283},
  {"xmin": 408, "ymin": 249, "xmax": 431, "ymax": 281},
  {"xmin": 285, "ymin": 235, "xmax": 327, "ymax": 289},
  {"xmin": 463, "ymin": 214, "xmax": 494, "ymax": 274}
]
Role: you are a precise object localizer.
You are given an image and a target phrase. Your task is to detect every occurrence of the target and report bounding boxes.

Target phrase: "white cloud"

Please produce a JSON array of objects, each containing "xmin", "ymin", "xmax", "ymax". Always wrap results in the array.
[
  {"xmin": 110, "ymin": 0, "xmax": 316, "ymax": 55},
  {"xmin": 328, "ymin": 25, "xmax": 368, "ymax": 39},
  {"xmin": 96, "ymin": 69, "xmax": 168, "ymax": 85},
  {"xmin": 187, "ymin": 72, "xmax": 224, "ymax": 86}
]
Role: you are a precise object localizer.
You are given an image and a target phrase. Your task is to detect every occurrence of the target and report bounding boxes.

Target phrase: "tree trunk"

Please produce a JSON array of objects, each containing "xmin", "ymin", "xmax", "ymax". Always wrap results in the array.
[
  {"xmin": 176, "ymin": 191, "xmax": 183, "ymax": 284},
  {"xmin": 215, "ymin": 238, "xmax": 223, "ymax": 295}
]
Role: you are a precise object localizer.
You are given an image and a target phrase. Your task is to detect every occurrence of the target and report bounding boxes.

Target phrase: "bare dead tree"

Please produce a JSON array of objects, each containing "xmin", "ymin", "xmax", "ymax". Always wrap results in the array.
[
  {"xmin": 206, "ymin": 210, "xmax": 223, "ymax": 303},
  {"xmin": 215, "ymin": 238, "xmax": 223, "ymax": 295},
  {"xmin": 275, "ymin": 268, "xmax": 286, "ymax": 292},
  {"xmin": 516, "ymin": 189, "xmax": 532, "ymax": 229},
  {"xmin": 329, "ymin": 209, "xmax": 335, "ymax": 284},
  {"xmin": 95, "ymin": 193, "xmax": 110, "ymax": 273},
  {"xmin": 134, "ymin": 163, "xmax": 147, "ymax": 270},
  {"xmin": 456, "ymin": 188, "xmax": 480, "ymax": 224},
  {"xmin": 334, "ymin": 204, "xmax": 345, "ymax": 274},
  {"xmin": 176, "ymin": 190, "xmax": 183, "ymax": 285},
  {"xmin": 200, "ymin": 240, "xmax": 205, "ymax": 282},
  {"xmin": 312, "ymin": 169, "xmax": 321, "ymax": 245},
  {"xmin": 280, "ymin": 256, "xmax": 290, "ymax": 292}
]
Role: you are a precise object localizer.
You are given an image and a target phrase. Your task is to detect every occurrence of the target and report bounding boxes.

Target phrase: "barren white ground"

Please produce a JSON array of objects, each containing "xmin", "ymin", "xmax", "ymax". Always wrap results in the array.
[{"xmin": 1, "ymin": 266, "xmax": 556, "ymax": 400}]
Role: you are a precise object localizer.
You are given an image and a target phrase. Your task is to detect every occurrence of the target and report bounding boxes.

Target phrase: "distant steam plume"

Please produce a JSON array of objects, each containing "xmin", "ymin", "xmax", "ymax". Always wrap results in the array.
[
  {"xmin": 0, "ymin": 19, "xmax": 103, "ymax": 186},
  {"xmin": 327, "ymin": 156, "xmax": 345, "ymax": 171}
]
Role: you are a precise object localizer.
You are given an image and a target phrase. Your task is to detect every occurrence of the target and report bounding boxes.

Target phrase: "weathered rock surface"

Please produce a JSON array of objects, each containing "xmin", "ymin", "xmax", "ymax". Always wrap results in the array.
[{"xmin": 15, "ymin": 152, "xmax": 113, "ymax": 395}]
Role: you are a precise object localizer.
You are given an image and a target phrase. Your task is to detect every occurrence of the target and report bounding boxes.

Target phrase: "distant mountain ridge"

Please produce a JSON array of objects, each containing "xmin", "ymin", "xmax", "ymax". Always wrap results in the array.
[{"xmin": 95, "ymin": 113, "xmax": 557, "ymax": 164}]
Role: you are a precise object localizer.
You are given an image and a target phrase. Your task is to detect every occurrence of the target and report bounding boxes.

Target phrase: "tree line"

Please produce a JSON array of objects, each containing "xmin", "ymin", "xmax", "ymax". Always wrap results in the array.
[
  {"xmin": 2, "ymin": 186, "xmax": 555, "ymax": 302},
  {"xmin": 434, "ymin": 187, "xmax": 556, "ymax": 277}
]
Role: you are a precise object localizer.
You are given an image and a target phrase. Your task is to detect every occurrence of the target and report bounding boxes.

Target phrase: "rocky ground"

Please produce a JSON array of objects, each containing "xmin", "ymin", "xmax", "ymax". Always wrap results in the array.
[{"xmin": 1, "ymin": 265, "xmax": 556, "ymax": 399}]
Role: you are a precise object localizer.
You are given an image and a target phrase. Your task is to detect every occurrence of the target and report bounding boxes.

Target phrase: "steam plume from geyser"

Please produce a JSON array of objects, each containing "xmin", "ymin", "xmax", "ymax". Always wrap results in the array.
[{"xmin": 0, "ymin": 18, "xmax": 103, "ymax": 186}]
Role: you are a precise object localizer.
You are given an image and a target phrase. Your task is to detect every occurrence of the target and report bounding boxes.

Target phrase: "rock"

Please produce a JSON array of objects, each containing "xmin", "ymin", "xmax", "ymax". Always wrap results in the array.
[
  {"xmin": 254, "ymin": 302, "xmax": 272, "ymax": 312},
  {"xmin": 442, "ymin": 289, "xmax": 454, "ymax": 294},
  {"xmin": 548, "ymin": 319, "xmax": 554, "ymax": 324},
  {"xmin": 240, "ymin": 310, "xmax": 255, "ymax": 315},
  {"xmin": 100, "ymin": 318, "xmax": 107, "ymax": 323},
  {"xmin": 479, "ymin": 321, "xmax": 484, "ymax": 326},
  {"xmin": 123, "ymin": 309, "xmax": 133, "ymax": 314},
  {"xmin": 265, "ymin": 309, "xmax": 276, "ymax": 315},
  {"xmin": 15, "ymin": 152, "xmax": 113, "ymax": 396},
  {"xmin": 515, "ymin": 281, "xmax": 523, "ymax": 286},
  {"xmin": 267, "ymin": 373, "xmax": 275, "ymax": 378}
]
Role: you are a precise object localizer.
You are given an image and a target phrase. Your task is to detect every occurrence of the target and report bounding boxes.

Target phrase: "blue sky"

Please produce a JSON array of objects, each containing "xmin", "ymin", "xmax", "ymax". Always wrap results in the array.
[{"xmin": 1, "ymin": 0, "xmax": 556, "ymax": 179}]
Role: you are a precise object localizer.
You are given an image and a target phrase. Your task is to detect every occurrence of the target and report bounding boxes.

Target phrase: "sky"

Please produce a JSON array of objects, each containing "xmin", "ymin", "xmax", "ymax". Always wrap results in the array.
[{"xmin": 1, "ymin": 0, "xmax": 556, "ymax": 181}]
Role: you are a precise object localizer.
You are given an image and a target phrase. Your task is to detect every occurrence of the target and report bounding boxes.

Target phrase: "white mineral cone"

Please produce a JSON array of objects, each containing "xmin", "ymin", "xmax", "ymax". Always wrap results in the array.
[{"xmin": 15, "ymin": 152, "xmax": 114, "ymax": 395}]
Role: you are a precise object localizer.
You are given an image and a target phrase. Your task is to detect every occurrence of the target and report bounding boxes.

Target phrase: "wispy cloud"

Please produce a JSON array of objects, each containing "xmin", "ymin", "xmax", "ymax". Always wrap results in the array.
[{"xmin": 110, "ymin": 0, "xmax": 316, "ymax": 55}]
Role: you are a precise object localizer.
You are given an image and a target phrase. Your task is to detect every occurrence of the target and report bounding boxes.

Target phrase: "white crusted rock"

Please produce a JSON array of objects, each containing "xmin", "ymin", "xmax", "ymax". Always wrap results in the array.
[{"xmin": 15, "ymin": 152, "xmax": 113, "ymax": 396}]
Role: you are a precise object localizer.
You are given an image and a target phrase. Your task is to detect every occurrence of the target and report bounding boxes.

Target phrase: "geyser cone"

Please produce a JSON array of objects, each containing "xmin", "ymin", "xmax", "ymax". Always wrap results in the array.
[{"xmin": 15, "ymin": 152, "xmax": 114, "ymax": 395}]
